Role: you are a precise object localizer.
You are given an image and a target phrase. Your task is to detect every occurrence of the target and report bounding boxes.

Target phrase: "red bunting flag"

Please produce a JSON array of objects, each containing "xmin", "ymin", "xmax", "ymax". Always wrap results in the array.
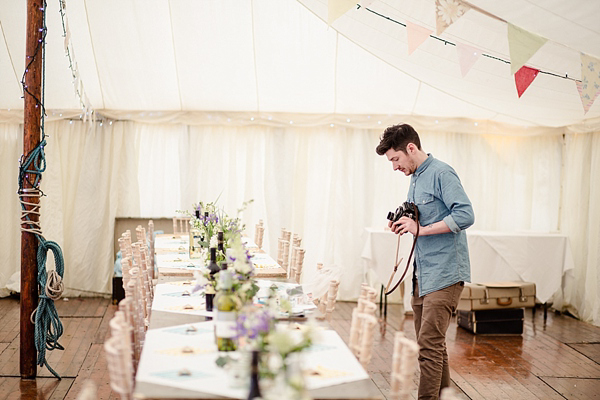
[{"xmin": 514, "ymin": 66, "xmax": 539, "ymax": 98}]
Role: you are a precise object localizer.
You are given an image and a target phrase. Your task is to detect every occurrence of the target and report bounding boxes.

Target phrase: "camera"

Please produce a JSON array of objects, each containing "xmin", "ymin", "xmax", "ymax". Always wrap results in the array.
[{"xmin": 387, "ymin": 202, "xmax": 418, "ymax": 223}]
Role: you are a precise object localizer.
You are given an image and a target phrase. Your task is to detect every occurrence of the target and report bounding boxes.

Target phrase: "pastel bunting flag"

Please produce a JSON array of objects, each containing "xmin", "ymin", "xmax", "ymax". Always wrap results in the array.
[
  {"xmin": 456, "ymin": 42, "xmax": 481, "ymax": 77},
  {"xmin": 578, "ymin": 53, "xmax": 600, "ymax": 114},
  {"xmin": 508, "ymin": 23, "xmax": 547, "ymax": 75},
  {"xmin": 360, "ymin": 0, "xmax": 376, "ymax": 7},
  {"xmin": 328, "ymin": 0, "xmax": 356, "ymax": 25},
  {"xmin": 435, "ymin": 0, "xmax": 470, "ymax": 35},
  {"xmin": 514, "ymin": 66, "xmax": 539, "ymax": 98},
  {"xmin": 406, "ymin": 21, "xmax": 433, "ymax": 55}
]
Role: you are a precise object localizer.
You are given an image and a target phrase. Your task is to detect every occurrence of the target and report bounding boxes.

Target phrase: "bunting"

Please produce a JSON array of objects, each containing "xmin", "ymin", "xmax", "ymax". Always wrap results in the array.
[
  {"xmin": 508, "ymin": 23, "xmax": 548, "ymax": 75},
  {"xmin": 435, "ymin": 0, "xmax": 470, "ymax": 35},
  {"xmin": 406, "ymin": 21, "xmax": 433, "ymax": 55},
  {"xmin": 514, "ymin": 66, "xmax": 540, "ymax": 98},
  {"xmin": 328, "ymin": 0, "xmax": 356, "ymax": 25},
  {"xmin": 456, "ymin": 42, "xmax": 481, "ymax": 77},
  {"xmin": 578, "ymin": 53, "xmax": 600, "ymax": 114}
]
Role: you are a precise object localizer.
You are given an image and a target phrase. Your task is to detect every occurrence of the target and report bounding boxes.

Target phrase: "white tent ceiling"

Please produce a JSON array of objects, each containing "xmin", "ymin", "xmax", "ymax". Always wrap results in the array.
[{"xmin": 0, "ymin": 0, "xmax": 599, "ymax": 128}]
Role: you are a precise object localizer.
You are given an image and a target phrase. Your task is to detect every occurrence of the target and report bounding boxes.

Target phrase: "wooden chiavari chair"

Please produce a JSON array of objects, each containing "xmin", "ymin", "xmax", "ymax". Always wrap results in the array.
[
  {"xmin": 317, "ymin": 279, "xmax": 340, "ymax": 320},
  {"xmin": 349, "ymin": 298, "xmax": 377, "ymax": 357},
  {"xmin": 124, "ymin": 268, "xmax": 146, "ymax": 367},
  {"xmin": 172, "ymin": 216, "xmax": 190, "ymax": 235},
  {"xmin": 254, "ymin": 219, "xmax": 264, "ymax": 249},
  {"xmin": 277, "ymin": 238, "xmax": 290, "ymax": 272},
  {"xmin": 390, "ymin": 332, "xmax": 419, "ymax": 400},
  {"xmin": 131, "ymin": 243, "xmax": 150, "ymax": 323},
  {"xmin": 118, "ymin": 298, "xmax": 136, "ymax": 369},
  {"xmin": 291, "ymin": 248, "xmax": 305, "ymax": 283},
  {"xmin": 147, "ymin": 220, "xmax": 155, "ymax": 279},
  {"xmin": 356, "ymin": 313, "xmax": 378, "ymax": 368},
  {"xmin": 75, "ymin": 380, "xmax": 98, "ymax": 400},
  {"xmin": 440, "ymin": 388, "xmax": 464, "ymax": 400},
  {"xmin": 104, "ymin": 335, "xmax": 134, "ymax": 400}
]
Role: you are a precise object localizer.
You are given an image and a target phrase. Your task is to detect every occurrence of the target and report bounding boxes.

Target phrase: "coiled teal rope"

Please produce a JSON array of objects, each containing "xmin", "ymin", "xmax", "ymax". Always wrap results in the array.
[
  {"xmin": 19, "ymin": 139, "xmax": 66, "ymax": 380},
  {"xmin": 19, "ymin": 138, "xmax": 65, "ymax": 381},
  {"xmin": 34, "ymin": 240, "xmax": 65, "ymax": 379}
]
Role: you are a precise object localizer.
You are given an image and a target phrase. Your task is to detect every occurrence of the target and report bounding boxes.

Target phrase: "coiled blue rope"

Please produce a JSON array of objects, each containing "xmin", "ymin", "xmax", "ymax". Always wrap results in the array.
[{"xmin": 34, "ymin": 240, "xmax": 65, "ymax": 378}]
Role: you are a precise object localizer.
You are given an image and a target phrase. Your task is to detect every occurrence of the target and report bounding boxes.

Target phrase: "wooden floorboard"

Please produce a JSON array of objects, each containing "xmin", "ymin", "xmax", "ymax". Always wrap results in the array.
[
  {"xmin": 569, "ymin": 343, "xmax": 600, "ymax": 365},
  {"xmin": 2, "ymin": 297, "xmax": 600, "ymax": 399}
]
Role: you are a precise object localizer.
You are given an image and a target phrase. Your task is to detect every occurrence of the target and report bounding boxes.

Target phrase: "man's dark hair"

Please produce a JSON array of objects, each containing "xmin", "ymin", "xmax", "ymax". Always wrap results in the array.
[{"xmin": 376, "ymin": 124, "xmax": 422, "ymax": 155}]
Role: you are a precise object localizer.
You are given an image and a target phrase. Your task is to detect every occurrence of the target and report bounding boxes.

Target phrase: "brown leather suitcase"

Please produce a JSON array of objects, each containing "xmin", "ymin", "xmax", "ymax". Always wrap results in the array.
[{"xmin": 457, "ymin": 281, "xmax": 536, "ymax": 311}]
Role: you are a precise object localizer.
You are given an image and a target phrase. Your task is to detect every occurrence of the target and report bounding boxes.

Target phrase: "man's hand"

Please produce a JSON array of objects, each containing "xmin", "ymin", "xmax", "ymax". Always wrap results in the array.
[{"xmin": 391, "ymin": 216, "xmax": 418, "ymax": 236}]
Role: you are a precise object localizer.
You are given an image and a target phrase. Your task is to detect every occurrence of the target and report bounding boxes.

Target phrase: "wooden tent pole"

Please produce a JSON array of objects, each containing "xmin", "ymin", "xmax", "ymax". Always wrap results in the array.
[{"xmin": 20, "ymin": 0, "xmax": 44, "ymax": 379}]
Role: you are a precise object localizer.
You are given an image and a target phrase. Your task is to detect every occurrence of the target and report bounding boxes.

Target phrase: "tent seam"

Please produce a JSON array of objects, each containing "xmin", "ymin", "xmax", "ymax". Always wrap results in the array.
[
  {"xmin": 83, "ymin": 0, "xmax": 105, "ymax": 109},
  {"xmin": 0, "ymin": 20, "xmax": 20, "ymax": 94},
  {"xmin": 250, "ymin": 0, "xmax": 260, "ymax": 112},
  {"xmin": 334, "ymin": 32, "xmax": 339, "ymax": 114},
  {"xmin": 168, "ymin": 0, "xmax": 183, "ymax": 110}
]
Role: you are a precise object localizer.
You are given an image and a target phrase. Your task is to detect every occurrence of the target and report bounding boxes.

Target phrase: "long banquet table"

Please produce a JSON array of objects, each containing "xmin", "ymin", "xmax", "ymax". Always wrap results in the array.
[
  {"xmin": 361, "ymin": 228, "xmax": 575, "ymax": 312},
  {"xmin": 133, "ymin": 236, "xmax": 384, "ymax": 399}
]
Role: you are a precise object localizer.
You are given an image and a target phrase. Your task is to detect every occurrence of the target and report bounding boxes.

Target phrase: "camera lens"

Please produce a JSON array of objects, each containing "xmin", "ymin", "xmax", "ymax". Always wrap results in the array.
[{"xmin": 387, "ymin": 211, "xmax": 395, "ymax": 221}]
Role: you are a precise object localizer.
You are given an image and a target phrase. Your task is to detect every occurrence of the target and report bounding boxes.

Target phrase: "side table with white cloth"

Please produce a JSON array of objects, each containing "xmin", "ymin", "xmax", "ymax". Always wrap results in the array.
[{"xmin": 362, "ymin": 228, "xmax": 575, "ymax": 314}]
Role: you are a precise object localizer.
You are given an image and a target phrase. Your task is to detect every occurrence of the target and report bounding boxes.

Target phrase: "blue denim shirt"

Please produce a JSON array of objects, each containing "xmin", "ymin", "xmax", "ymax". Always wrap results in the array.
[{"xmin": 407, "ymin": 154, "xmax": 474, "ymax": 297}]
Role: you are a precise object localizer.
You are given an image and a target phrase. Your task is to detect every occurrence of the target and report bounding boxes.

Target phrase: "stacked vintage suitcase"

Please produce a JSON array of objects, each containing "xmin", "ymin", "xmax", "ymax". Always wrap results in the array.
[{"xmin": 457, "ymin": 281, "xmax": 536, "ymax": 334}]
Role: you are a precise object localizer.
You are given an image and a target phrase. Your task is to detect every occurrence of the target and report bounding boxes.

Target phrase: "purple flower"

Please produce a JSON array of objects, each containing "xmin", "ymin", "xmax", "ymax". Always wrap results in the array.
[
  {"xmin": 191, "ymin": 283, "xmax": 205, "ymax": 293},
  {"xmin": 236, "ymin": 308, "xmax": 274, "ymax": 340}
]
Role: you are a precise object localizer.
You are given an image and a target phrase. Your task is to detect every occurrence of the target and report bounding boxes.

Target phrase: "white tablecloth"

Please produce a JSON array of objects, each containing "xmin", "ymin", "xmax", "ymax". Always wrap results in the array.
[
  {"xmin": 136, "ymin": 321, "xmax": 369, "ymax": 399},
  {"xmin": 361, "ymin": 228, "xmax": 575, "ymax": 307}
]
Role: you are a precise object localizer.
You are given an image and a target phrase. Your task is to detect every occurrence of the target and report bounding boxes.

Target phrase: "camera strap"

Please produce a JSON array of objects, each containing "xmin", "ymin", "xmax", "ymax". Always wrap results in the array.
[{"xmin": 384, "ymin": 208, "xmax": 420, "ymax": 296}]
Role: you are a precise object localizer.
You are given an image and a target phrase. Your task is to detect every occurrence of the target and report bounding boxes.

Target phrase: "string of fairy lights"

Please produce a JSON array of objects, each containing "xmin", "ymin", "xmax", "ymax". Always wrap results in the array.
[{"xmin": 58, "ymin": 0, "xmax": 94, "ymax": 122}]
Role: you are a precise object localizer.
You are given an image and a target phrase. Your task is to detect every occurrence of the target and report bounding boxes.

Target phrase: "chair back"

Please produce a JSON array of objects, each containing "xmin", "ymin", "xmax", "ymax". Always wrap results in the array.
[
  {"xmin": 104, "ymin": 335, "xmax": 134, "ymax": 400},
  {"xmin": 291, "ymin": 248, "xmax": 305, "ymax": 283},
  {"xmin": 147, "ymin": 220, "xmax": 155, "ymax": 277},
  {"xmin": 349, "ymin": 299, "xmax": 377, "ymax": 356},
  {"xmin": 277, "ymin": 238, "xmax": 290, "ymax": 271},
  {"xmin": 254, "ymin": 219, "xmax": 265, "ymax": 249},
  {"xmin": 172, "ymin": 217, "xmax": 190, "ymax": 235},
  {"xmin": 317, "ymin": 279, "xmax": 340, "ymax": 320},
  {"xmin": 390, "ymin": 332, "xmax": 419, "ymax": 400},
  {"xmin": 75, "ymin": 380, "xmax": 98, "ymax": 400},
  {"xmin": 357, "ymin": 313, "xmax": 378, "ymax": 368}
]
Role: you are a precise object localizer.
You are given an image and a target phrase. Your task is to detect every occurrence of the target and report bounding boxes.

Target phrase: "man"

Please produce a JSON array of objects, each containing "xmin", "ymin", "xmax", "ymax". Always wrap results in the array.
[{"xmin": 376, "ymin": 124, "xmax": 474, "ymax": 400}]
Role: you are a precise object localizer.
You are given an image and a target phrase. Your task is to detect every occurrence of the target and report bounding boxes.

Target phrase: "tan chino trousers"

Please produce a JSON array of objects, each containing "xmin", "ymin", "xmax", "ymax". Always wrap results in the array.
[{"xmin": 412, "ymin": 279, "xmax": 464, "ymax": 400}]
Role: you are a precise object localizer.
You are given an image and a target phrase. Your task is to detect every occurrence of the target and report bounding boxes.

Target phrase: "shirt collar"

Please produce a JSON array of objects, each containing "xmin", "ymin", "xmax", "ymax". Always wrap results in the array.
[{"xmin": 414, "ymin": 153, "xmax": 433, "ymax": 177}]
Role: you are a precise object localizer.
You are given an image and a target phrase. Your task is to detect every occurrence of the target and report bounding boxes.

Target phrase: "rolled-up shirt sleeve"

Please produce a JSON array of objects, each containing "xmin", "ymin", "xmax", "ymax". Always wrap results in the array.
[{"xmin": 438, "ymin": 171, "xmax": 474, "ymax": 232}]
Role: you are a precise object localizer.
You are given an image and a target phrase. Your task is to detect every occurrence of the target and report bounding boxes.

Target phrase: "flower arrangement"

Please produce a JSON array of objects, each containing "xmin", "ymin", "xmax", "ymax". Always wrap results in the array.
[
  {"xmin": 191, "ymin": 226, "xmax": 260, "ymax": 307},
  {"xmin": 179, "ymin": 198, "xmax": 253, "ymax": 266},
  {"xmin": 222, "ymin": 235, "xmax": 260, "ymax": 304},
  {"xmin": 190, "ymin": 199, "xmax": 252, "ymax": 247},
  {"xmin": 216, "ymin": 286, "xmax": 319, "ymax": 389}
]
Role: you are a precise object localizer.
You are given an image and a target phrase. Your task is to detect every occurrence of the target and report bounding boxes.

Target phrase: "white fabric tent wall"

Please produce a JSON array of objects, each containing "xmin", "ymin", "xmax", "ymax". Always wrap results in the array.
[{"xmin": 2, "ymin": 118, "xmax": 598, "ymax": 327}]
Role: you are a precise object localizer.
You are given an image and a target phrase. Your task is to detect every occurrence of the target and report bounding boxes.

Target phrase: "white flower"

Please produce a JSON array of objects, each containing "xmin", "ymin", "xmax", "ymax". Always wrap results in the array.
[
  {"xmin": 437, "ymin": 0, "xmax": 467, "ymax": 25},
  {"xmin": 240, "ymin": 280, "xmax": 253, "ymax": 294},
  {"xmin": 234, "ymin": 259, "xmax": 252, "ymax": 275},
  {"xmin": 193, "ymin": 269, "xmax": 209, "ymax": 286},
  {"xmin": 210, "ymin": 235, "xmax": 218, "ymax": 248},
  {"xmin": 269, "ymin": 330, "xmax": 305, "ymax": 356}
]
